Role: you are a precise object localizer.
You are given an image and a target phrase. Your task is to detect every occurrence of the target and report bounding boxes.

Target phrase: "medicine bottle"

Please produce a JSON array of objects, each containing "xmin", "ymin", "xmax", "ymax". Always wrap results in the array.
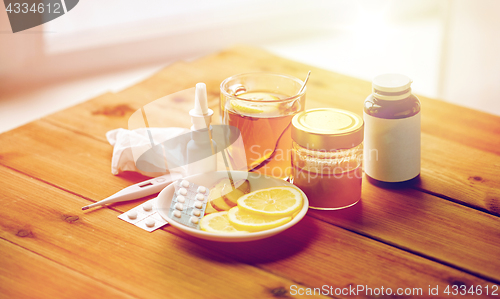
[
  {"xmin": 290, "ymin": 108, "xmax": 364, "ymax": 210},
  {"xmin": 363, "ymin": 74, "xmax": 421, "ymax": 185}
]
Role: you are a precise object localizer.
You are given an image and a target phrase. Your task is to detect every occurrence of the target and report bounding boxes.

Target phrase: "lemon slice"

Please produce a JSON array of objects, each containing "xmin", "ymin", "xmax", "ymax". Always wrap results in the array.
[
  {"xmin": 237, "ymin": 92, "xmax": 280, "ymax": 101},
  {"xmin": 237, "ymin": 186, "xmax": 303, "ymax": 217},
  {"xmin": 230, "ymin": 101, "xmax": 265, "ymax": 114},
  {"xmin": 227, "ymin": 207, "xmax": 292, "ymax": 232},
  {"xmin": 199, "ymin": 211, "xmax": 248, "ymax": 234},
  {"xmin": 230, "ymin": 92, "xmax": 280, "ymax": 116}
]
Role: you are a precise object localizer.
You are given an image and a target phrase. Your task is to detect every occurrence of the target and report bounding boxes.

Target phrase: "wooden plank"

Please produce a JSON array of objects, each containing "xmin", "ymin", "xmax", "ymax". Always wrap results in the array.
[
  {"xmin": 0, "ymin": 239, "xmax": 136, "ymax": 298},
  {"xmin": 309, "ymin": 179, "xmax": 500, "ymax": 282},
  {"xmin": 44, "ymin": 92, "xmax": 134, "ymax": 143},
  {"xmin": 0, "ymin": 166, "xmax": 495, "ymax": 299},
  {"xmin": 0, "ymin": 167, "xmax": 325, "ymax": 299},
  {"xmin": 40, "ymin": 46, "xmax": 500, "ymax": 216},
  {"xmin": 44, "ymin": 62, "xmax": 222, "ymax": 142},
  {"xmin": 177, "ymin": 219, "xmax": 498, "ymax": 298},
  {"xmin": 46, "ymin": 45, "xmax": 500, "ymax": 154},
  {"xmin": 0, "ymin": 119, "xmax": 149, "ymax": 204},
  {"xmin": 1, "ymin": 120, "xmax": 499, "ymax": 283},
  {"xmin": 419, "ymin": 134, "xmax": 500, "ymax": 214}
]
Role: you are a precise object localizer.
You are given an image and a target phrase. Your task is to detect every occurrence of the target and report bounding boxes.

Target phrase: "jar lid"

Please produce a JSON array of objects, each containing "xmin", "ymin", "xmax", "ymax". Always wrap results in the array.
[{"xmin": 291, "ymin": 108, "xmax": 364, "ymax": 150}]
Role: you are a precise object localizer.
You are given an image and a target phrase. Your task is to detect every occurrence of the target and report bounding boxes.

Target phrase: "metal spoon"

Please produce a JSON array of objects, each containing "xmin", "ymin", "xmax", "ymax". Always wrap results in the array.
[{"xmin": 249, "ymin": 71, "xmax": 311, "ymax": 173}]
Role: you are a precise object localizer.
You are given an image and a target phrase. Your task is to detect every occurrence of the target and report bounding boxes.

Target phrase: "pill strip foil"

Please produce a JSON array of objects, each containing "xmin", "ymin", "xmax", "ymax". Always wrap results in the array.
[
  {"xmin": 118, "ymin": 198, "xmax": 168, "ymax": 232},
  {"xmin": 168, "ymin": 180, "xmax": 208, "ymax": 230}
]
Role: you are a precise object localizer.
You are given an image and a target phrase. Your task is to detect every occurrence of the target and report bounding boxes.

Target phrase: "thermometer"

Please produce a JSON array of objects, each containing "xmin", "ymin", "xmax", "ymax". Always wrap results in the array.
[{"xmin": 81, "ymin": 173, "xmax": 182, "ymax": 210}]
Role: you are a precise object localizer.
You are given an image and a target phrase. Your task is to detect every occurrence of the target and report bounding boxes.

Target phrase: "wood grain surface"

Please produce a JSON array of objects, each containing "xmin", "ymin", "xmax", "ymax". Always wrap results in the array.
[{"xmin": 1, "ymin": 46, "xmax": 499, "ymax": 298}]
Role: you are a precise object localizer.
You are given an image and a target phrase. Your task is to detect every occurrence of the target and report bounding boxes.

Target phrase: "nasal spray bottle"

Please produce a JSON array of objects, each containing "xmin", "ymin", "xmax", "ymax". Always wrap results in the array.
[{"xmin": 187, "ymin": 83, "xmax": 217, "ymax": 176}]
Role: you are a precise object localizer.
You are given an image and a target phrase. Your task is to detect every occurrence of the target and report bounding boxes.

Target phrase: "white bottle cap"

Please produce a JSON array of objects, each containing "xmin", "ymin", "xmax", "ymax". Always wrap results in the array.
[
  {"xmin": 372, "ymin": 74, "xmax": 412, "ymax": 101},
  {"xmin": 372, "ymin": 74, "xmax": 412, "ymax": 92}
]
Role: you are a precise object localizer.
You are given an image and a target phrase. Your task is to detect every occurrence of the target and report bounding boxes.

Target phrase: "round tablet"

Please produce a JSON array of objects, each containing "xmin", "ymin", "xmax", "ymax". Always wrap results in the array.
[
  {"xmin": 127, "ymin": 210, "xmax": 138, "ymax": 219},
  {"xmin": 176, "ymin": 195, "xmax": 185, "ymax": 203},
  {"xmin": 194, "ymin": 201, "xmax": 203, "ymax": 209},
  {"xmin": 195, "ymin": 194, "xmax": 205, "ymax": 201},
  {"xmin": 190, "ymin": 217, "xmax": 199, "ymax": 224},
  {"xmin": 181, "ymin": 180, "xmax": 190, "ymax": 188},
  {"xmin": 197, "ymin": 186, "xmax": 207, "ymax": 194},
  {"xmin": 143, "ymin": 202, "xmax": 153, "ymax": 211},
  {"xmin": 175, "ymin": 203, "xmax": 183, "ymax": 211},
  {"xmin": 145, "ymin": 218, "xmax": 155, "ymax": 227},
  {"xmin": 192, "ymin": 209, "xmax": 201, "ymax": 217},
  {"xmin": 178, "ymin": 188, "xmax": 188, "ymax": 196},
  {"xmin": 173, "ymin": 210, "xmax": 182, "ymax": 218}
]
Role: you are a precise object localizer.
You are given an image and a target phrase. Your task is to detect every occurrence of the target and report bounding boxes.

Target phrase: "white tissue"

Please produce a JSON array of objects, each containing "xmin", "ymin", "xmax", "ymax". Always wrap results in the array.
[{"xmin": 106, "ymin": 127, "xmax": 190, "ymax": 177}]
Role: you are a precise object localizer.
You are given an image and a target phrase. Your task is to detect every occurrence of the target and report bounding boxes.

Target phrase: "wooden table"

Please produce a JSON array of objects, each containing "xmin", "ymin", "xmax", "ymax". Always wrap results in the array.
[{"xmin": 1, "ymin": 46, "xmax": 499, "ymax": 298}]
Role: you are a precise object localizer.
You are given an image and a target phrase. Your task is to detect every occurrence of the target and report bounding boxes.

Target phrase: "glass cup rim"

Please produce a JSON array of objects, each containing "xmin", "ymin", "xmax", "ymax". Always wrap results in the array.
[{"xmin": 220, "ymin": 72, "xmax": 306, "ymax": 102}]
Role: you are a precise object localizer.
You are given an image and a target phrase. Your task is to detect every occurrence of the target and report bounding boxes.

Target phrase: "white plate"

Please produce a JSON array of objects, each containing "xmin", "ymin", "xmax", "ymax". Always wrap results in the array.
[{"xmin": 157, "ymin": 171, "xmax": 309, "ymax": 242}]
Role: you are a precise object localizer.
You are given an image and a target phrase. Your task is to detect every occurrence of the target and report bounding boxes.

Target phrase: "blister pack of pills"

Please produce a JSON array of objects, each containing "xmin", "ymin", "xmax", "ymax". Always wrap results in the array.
[
  {"xmin": 169, "ymin": 179, "xmax": 208, "ymax": 229},
  {"xmin": 118, "ymin": 198, "xmax": 168, "ymax": 232}
]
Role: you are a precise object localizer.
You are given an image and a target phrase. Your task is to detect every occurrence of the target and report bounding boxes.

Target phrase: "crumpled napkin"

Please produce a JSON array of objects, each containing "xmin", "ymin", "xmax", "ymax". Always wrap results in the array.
[{"xmin": 106, "ymin": 127, "xmax": 191, "ymax": 177}]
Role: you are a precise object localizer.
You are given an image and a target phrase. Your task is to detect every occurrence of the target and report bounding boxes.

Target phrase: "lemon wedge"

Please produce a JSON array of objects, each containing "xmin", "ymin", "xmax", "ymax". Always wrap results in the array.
[
  {"xmin": 237, "ymin": 186, "xmax": 303, "ymax": 217},
  {"xmin": 227, "ymin": 207, "xmax": 292, "ymax": 232},
  {"xmin": 199, "ymin": 211, "xmax": 248, "ymax": 234}
]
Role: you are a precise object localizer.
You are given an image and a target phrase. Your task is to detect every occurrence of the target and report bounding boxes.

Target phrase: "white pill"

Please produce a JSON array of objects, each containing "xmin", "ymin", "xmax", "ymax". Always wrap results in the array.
[
  {"xmin": 197, "ymin": 186, "xmax": 207, "ymax": 194},
  {"xmin": 181, "ymin": 180, "xmax": 190, "ymax": 188},
  {"xmin": 173, "ymin": 210, "xmax": 182, "ymax": 218},
  {"xmin": 175, "ymin": 203, "xmax": 183, "ymax": 211},
  {"xmin": 127, "ymin": 210, "xmax": 138, "ymax": 219},
  {"xmin": 190, "ymin": 217, "xmax": 199, "ymax": 224},
  {"xmin": 143, "ymin": 202, "xmax": 153, "ymax": 211},
  {"xmin": 192, "ymin": 209, "xmax": 201, "ymax": 217},
  {"xmin": 194, "ymin": 201, "xmax": 203, "ymax": 209},
  {"xmin": 178, "ymin": 188, "xmax": 188, "ymax": 196},
  {"xmin": 177, "ymin": 195, "xmax": 185, "ymax": 203},
  {"xmin": 196, "ymin": 194, "xmax": 205, "ymax": 201},
  {"xmin": 145, "ymin": 218, "xmax": 155, "ymax": 227}
]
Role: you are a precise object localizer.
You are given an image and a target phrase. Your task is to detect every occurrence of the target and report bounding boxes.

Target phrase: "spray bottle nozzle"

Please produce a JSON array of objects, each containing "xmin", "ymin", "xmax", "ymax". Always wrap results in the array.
[
  {"xmin": 194, "ymin": 83, "xmax": 209, "ymax": 116},
  {"xmin": 190, "ymin": 82, "xmax": 213, "ymax": 131}
]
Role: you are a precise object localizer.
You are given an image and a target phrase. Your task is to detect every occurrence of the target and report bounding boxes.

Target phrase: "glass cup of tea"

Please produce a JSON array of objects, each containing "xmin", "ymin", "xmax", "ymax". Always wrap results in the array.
[{"xmin": 220, "ymin": 72, "xmax": 306, "ymax": 179}]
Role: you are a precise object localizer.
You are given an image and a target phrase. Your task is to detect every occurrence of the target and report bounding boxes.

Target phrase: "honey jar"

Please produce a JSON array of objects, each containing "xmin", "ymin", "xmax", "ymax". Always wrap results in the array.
[{"xmin": 290, "ymin": 108, "xmax": 364, "ymax": 210}]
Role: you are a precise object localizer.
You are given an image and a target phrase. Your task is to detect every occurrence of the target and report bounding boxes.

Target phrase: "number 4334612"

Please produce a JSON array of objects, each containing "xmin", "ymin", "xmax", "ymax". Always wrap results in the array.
[
  {"xmin": 443, "ymin": 284, "xmax": 498, "ymax": 296},
  {"xmin": 5, "ymin": 2, "xmax": 62, "ymax": 14}
]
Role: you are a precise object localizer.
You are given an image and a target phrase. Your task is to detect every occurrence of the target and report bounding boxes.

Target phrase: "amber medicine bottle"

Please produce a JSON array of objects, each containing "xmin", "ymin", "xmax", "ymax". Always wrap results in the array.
[{"xmin": 363, "ymin": 74, "xmax": 421, "ymax": 184}]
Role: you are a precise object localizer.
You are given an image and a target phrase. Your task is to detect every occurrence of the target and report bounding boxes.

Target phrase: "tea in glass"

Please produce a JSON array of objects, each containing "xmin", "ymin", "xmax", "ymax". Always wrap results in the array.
[{"xmin": 220, "ymin": 73, "xmax": 306, "ymax": 179}]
